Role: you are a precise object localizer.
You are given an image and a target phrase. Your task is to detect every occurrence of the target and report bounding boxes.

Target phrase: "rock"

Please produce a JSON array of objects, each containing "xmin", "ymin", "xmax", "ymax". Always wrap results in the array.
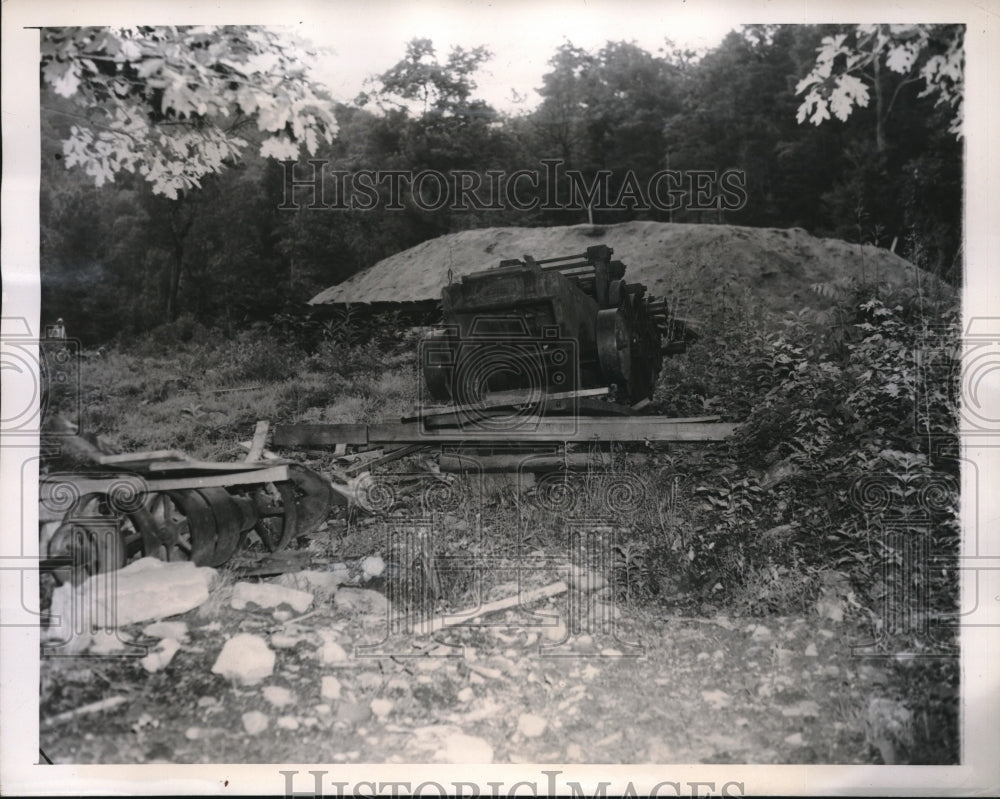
[
  {"xmin": 242, "ymin": 711, "xmax": 269, "ymax": 736},
  {"xmin": 212, "ymin": 634, "xmax": 275, "ymax": 685},
  {"xmin": 566, "ymin": 565, "xmax": 606, "ymax": 591},
  {"xmin": 444, "ymin": 733, "xmax": 494, "ymax": 763},
  {"xmin": 336, "ymin": 701, "xmax": 371, "ymax": 725},
  {"xmin": 517, "ymin": 713, "xmax": 548, "ymax": 738},
  {"xmin": 89, "ymin": 631, "xmax": 129, "ymax": 655},
  {"xmin": 543, "ymin": 620, "xmax": 567, "ymax": 643},
  {"xmin": 804, "ymin": 643, "xmax": 819, "ymax": 657},
  {"xmin": 231, "ymin": 581, "xmax": 313, "ymax": 614},
  {"xmin": 328, "ymin": 563, "xmax": 351, "ymax": 584},
  {"xmin": 263, "ymin": 686, "xmax": 296, "ymax": 708},
  {"xmin": 370, "ymin": 698, "xmax": 393, "ymax": 719},
  {"xmin": 185, "ymin": 726, "xmax": 202, "ymax": 740},
  {"xmin": 322, "ymin": 676, "xmax": 342, "ymax": 700},
  {"xmin": 140, "ymin": 638, "xmax": 180, "ymax": 673},
  {"xmin": 784, "ymin": 732, "xmax": 804, "ymax": 746},
  {"xmin": 270, "ymin": 632, "xmax": 301, "ymax": 649},
  {"xmin": 701, "ymin": 690, "xmax": 731, "ymax": 709},
  {"xmin": 457, "ymin": 687, "xmax": 475, "ymax": 703},
  {"xmin": 782, "ymin": 700, "xmax": 821, "ymax": 718},
  {"xmin": 315, "ymin": 704, "xmax": 332, "ymax": 715},
  {"xmin": 750, "ymin": 624, "xmax": 773, "ymax": 642},
  {"xmin": 320, "ymin": 641, "xmax": 349, "ymax": 664},
  {"xmin": 46, "ymin": 559, "xmax": 215, "ymax": 647},
  {"xmin": 143, "ymin": 621, "xmax": 188, "ymax": 641},
  {"xmin": 198, "ymin": 697, "xmax": 220, "ymax": 709},
  {"xmin": 275, "ymin": 569, "xmax": 343, "ymax": 596},
  {"xmin": 333, "ymin": 587, "xmax": 390, "ymax": 617},
  {"xmin": 815, "ymin": 597, "xmax": 844, "ymax": 623},
  {"xmin": 277, "ymin": 716, "xmax": 300, "ymax": 730},
  {"xmin": 361, "ymin": 555, "xmax": 385, "ymax": 579}
]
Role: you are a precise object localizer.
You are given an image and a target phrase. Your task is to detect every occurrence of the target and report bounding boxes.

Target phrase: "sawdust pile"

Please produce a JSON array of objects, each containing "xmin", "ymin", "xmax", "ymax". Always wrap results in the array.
[{"xmin": 310, "ymin": 222, "xmax": 950, "ymax": 323}]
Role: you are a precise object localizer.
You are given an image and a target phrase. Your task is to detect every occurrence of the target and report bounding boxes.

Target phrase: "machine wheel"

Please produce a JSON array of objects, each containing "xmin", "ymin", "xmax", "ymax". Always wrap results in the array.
[
  {"xmin": 596, "ymin": 308, "xmax": 632, "ymax": 387},
  {"xmin": 253, "ymin": 481, "xmax": 298, "ymax": 552},
  {"xmin": 47, "ymin": 494, "xmax": 128, "ymax": 585}
]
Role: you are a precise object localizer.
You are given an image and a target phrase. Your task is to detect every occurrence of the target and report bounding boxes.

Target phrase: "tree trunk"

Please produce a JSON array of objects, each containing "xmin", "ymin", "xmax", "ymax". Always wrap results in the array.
[
  {"xmin": 166, "ymin": 200, "xmax": 195, "ymax": 322},
  {"xmin": 874, "ymin": 54, "xmax": 886, "ymax": 153}
]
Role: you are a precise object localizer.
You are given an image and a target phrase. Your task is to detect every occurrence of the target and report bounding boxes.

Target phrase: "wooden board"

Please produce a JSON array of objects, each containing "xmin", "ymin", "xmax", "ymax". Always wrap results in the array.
[
  {"xmin": 402, "ymin": 386, "xmax": 610, "ymax": 422},
  {"xmin": 273, "ymin": 418, "xmax": 736, "ymax": 446}
]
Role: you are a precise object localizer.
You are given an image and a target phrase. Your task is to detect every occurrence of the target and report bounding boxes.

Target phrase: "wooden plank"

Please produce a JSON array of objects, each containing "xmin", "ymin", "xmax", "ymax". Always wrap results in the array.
[
  {"xmin": 246, "ymin": 420, "xmax": 270, "ymax": 462},
  {"xmin": 96, "ymin": 450, "xmax": 187, "ymax": 466},
  {"xmin": 145, "ymin": 459, "xmax": 285, "ymax": 474},
  {"xmin": 403, "ymin": 386, "xmax": 610, "ymax": 423},
  {"xmin": 40, "ymin": 465, "xmax": 291, "ymax": 501},
  {"xmin": 273, "ymin": 419, "xmax": 735, "ymax": 446},
  {"xmin": 407, "ymin": 580, "xmax": 569, "ymax": 635},
  {"xmin": 343, "ymin": 444, "xmax": 427, "ymax": 475}
]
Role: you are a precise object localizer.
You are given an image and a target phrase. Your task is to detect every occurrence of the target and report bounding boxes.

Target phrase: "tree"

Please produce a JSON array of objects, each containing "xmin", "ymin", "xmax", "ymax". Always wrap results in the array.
[
  {"xmin": 358, "ymin": 38, "xmax": 494, "ymax": 121},
  {"xmin": 795, "ymin": 24, "xmax": 964, "ymax": 149},
  {"xmin": 40, "ymin": 26, "xmax": 338, "ymax": 199}
]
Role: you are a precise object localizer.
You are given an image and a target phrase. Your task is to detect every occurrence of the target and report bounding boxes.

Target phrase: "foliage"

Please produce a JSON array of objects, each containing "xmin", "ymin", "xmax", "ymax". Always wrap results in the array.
[
  {"xmin": 796, "ymin": 25, "xmax": 964, "ymax": 139},
  {"xmin": 41, "ymin": 26, "xmax": 337, "ymax": 198}
]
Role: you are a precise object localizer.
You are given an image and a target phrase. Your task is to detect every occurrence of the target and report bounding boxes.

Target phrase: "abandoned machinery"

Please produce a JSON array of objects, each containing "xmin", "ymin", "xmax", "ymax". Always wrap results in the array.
[
  {"xmin": 39, "ymin": 447, "xmax": 337, "ymax": 585},
  {"xmin": 420, "ymin": 245, "xmax": 690, "ymax": 407}
]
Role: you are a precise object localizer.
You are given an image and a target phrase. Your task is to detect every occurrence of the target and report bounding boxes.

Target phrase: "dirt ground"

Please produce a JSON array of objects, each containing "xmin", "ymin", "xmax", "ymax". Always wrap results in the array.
[{"xmin": 39, "ymin": 523, "xmax": 904, "ymax": 767}]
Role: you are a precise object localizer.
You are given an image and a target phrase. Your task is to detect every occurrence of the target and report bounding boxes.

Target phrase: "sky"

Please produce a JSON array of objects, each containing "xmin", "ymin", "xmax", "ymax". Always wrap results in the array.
[{"xmin": 297, "ymin": 1, "xmax": 738, "ymax": 112}]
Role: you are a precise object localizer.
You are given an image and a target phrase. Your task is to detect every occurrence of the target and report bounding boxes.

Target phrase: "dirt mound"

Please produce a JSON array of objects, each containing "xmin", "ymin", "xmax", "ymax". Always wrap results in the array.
[{"xmin": 309, "ymin": 221, "xmax": 950, "ymax": 323}]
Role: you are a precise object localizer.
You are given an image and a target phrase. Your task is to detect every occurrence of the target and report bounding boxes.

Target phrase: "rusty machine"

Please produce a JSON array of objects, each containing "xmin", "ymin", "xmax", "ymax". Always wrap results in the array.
[
  {"xmin": 39, "ymin": 435, "xmax": 337, "ymax": 585},
  {"xmin": 421, "ymin": 245, "xmax": 686, "ymax": 407}
]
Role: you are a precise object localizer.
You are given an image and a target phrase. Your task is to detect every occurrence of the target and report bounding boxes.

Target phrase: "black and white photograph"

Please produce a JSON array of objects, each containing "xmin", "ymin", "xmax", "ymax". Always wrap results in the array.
[{"xmin": 2, "ymin": 0, "xmax": 998, "ymax": 795}]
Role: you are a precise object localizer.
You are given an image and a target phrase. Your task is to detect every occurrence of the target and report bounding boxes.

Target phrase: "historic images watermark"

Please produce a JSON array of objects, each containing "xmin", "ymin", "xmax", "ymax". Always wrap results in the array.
[
  {"xmin": 278, "ymin": 159, "xmax": 748, "ymax": 213},
  {"xmin": 279, "ymin": 768, "xmax": 746, "ymax": 797}
]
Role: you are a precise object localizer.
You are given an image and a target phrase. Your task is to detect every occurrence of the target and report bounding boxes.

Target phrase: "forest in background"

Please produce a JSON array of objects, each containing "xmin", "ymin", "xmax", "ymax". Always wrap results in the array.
[{"xmin": 39, "ymin": 24, "xmax": 963, "ymax": 345}]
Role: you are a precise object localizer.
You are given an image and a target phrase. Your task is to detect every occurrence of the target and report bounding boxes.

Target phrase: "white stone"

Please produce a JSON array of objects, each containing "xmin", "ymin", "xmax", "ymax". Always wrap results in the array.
[
  {"xmin": 321, "ymin": 676, "xmax": 342, "ymax": 700},
  {"xmin": 805, "ymin": 643, "xmax": 819, "ymax": 657},
  {"xmin": 784, "ymin": 732, "xmax": 804, "ymax": 746},
  {"xmin": 212, "ymin": 634, "xmax": 275, "ymax": 685},
  {"xmin": 457, "ymin": 687, "xmax": 475, "ymax": 703},
  {"xmin": 701, "ymin": 689, "xmax": 731, "ymax": 709},
  {"xmin": 140, "ymin": 638, "xmax": 180, "ymax": 673},
  {"xmin": 277, "ymin": 716, "xmax": 300, "ymax": 730},
  {"xmin": 263, "ymin": 685, "xmax": 296, "ymax": 708},
  {"xmin": 750, "ymin": 624, "xmax": 772, "ymax": 641},
  {"xmin": 320, "ymin": 641, "xmax": 349, "ymax": 664},
  {"xmin": 543, "ymin": 620, "xmax": 567, "ymax": 643},
  {"xmin": 143, "ymin": 621, "xmax": 189, "ymax": 640},
  {"xmin": 275, "ymin": 569, "xmax": 344, "ymax": 596},
  {"xmin": 242, "ymin": 711, "xmax": 269, "ymax": 735},
  {"xmin": 46, "ymin": 559, "xmax": 215, "ymax": 644},
  {"xmin": 444, "ymin": 733, "xmax": 494, "ymax": 763},
  {"xmin": 361, "ymin": 555, "xmax": 386, "ymax": 579},
  {"xmin": 231, "ymin": 581, "xmax": 313, "ymax": 614},
  {"xmin": 370, "ymin": 698, "xmax": 393, "ymax": 719},
  {"xmin": 517, "ymin": 713, "xmax": 548, "ymax": 738}
]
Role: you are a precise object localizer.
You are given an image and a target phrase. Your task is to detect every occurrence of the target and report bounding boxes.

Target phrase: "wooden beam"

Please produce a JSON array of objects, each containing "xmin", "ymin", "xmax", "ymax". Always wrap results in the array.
[
  {"xmin": 402, "ymin": 386, "xmax": 610, "ymax": 423},
  {"xmin": 246, "ymin": 420, "xmax": 270, "ymax": 462},
  {"xmin": 273, "ymin": 419, "xmax": 736, "ymax": 446}
]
